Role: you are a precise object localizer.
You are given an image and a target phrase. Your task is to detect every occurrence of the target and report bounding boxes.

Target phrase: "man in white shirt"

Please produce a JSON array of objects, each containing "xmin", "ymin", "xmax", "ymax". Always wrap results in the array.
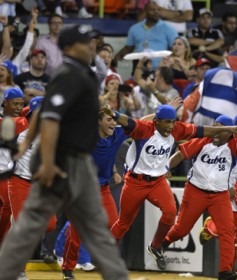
[{"xmin": 153, "ymin": 0, "xmax": 193, "ymax": 35}]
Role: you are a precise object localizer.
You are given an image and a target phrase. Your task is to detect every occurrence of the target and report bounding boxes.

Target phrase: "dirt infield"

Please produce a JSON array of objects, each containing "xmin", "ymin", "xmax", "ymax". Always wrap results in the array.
[{"xmin": 26, "ymin": 270, "xmax": 215, "ymax": 280}]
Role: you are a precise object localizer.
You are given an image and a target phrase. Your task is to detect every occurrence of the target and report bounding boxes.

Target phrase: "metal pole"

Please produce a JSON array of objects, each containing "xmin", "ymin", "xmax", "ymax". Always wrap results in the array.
[{"xmin": 99, "ymin": 0, "xmax": 104, "ymax": 18}]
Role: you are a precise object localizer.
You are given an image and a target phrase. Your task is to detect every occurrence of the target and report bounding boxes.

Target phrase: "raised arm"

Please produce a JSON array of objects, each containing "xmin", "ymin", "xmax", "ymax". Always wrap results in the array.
[
  {"xmin": 0, "ymin": 16, "xmax": 12, "ymax": 59},
  {"xmin": 13, "ymin": 109, "xmax": 40, "ymax": 160},
  {"xmin": 157, "ymin": 7, "xmax": 193, "ymax": 23},
  {"xmin": 203, "ymin": 125, "xmax": 237, "ymax": 137},
  {"xmin": 103, "ymin": 106, "xmax": 130, "ymax": 127},
  {"xmin": 114, "ymin": 45, "xmax": 134, "ymax": 63},
  {"xmin": 169, "ymin": 150, "xmax": 185, "ymax": 169}
]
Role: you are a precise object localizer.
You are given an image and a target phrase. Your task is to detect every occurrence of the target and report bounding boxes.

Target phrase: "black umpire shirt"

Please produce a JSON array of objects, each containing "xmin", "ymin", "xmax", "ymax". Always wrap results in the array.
[{"xmin": 40, "ymin": 55, "xmax": 99, "ymax": 154}]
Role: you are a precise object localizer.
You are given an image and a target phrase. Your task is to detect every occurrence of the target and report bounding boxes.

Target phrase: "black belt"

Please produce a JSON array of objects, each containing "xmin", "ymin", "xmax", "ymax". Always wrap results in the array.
[
  {"xmin": 100, "ymin": 183, "xmax": 109, "ymax": 188},
  {"xmin": 190, "ymin": 182, "xmax": 219, "ymax": 194},
  {"xmin": 13, "ymin": 174, "xmax": 32, "ymax": 183},
  {"xmin": 130, "ymin": 172, "xmax": 158, "ymax": 182}
]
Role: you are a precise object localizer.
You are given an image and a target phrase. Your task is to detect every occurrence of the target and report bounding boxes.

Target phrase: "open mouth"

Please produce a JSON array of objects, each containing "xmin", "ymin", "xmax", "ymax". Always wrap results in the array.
[
  {"xmin": 212, "ymin": 135, "xmax": 220, "ymax": 143},
  {"xmin": 108, "ymin": 126, "xmax": 115, "ymax": 133},
  {"xmin": 163, "ymin": 130, "xmax": 171, "ymax": 137}
]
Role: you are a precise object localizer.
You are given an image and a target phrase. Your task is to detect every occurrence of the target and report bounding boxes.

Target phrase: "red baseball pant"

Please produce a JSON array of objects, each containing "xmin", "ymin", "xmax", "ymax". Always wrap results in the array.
[
  {"xmin": 110, "ymin": 172, "xmax": 177, "ymax": 249},
  {"xmin": 165, "ymin": 182, "xmax": 235, "ymax": 272},
  {"xmin": 0, "ymin": 179, "xmax": 11, "ymax": 244},
  {"xmin": 62, "ymin": 185, "xmax": 118, "ymax": 270},
  {"xmin": 8, "ymin": 176, "xmax": 56, "ymax": 232}
]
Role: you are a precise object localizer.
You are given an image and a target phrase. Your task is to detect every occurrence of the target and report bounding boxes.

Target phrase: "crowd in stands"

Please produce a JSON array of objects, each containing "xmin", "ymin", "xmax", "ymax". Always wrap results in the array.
[{"xmin": 0, "ymin": 0, "xmax": 237, "ymax": 279}]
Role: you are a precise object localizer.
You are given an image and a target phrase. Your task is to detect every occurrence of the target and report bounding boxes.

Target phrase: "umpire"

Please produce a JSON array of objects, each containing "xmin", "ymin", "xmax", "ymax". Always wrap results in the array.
[{"xmin": 0, "ymin": 25, "xmax": 129, "ymax": 280}]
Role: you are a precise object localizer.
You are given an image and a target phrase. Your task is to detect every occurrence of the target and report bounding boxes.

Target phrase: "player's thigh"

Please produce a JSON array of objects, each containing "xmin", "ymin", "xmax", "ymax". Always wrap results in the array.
[{"xmin": 147, "ymin": 177, "xmax": 176, "ymax": 212}]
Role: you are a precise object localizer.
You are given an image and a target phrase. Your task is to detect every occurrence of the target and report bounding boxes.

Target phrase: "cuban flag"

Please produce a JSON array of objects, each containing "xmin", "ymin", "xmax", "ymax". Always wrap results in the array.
[{"xmin": 194, "ymin": 67, "xmax": 237, "ymax": 121}]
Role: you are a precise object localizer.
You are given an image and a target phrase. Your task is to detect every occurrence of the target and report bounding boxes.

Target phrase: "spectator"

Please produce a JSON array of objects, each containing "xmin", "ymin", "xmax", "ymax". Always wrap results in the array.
[
  {"xmin": 159, "ymin": 36, "xmax": 196, "ymax": 80},
  {"xmin": 114, "ymin": 1, "xmax": 178, "ymax": 71},
  {"xmin": 0, "ymin": 0, "xmax": 20, "ymax": 31},
  {"xmin": 0, "ymin": 63, "xmax": 17, "ymax": 109},
  {"xmin": 149, "ymin": 0, "xmax": 193, "ymax": 35},
  {"xmin": 187, "ymin": 8, "xmax": 224, "ymax": 67},
  {"xmin": 215, "ymin": 13, "xmax": 237, "ymax": 53},
  {"xmin": 182, "ymin": 58, "xmax": 211, "ymax": 99},
  {"xmin": 99, "ymin": 74, "xmax": 141, "ymax": 115},
  {"xmin": 154, "ymin": 67, "xmax": 180, "ymax": 100},
  {"xmin": 0, "ymin": 15, "xmax": 12, "ymax": 60},
  {"xmin": 98, "ymin": 47, "xmax": 112, "ymax": 72},
  {"xmin": 133, "ymin": 59, "xmax": 180, "ymax": 119},
  {"xmin": 97, "ymin": 48, "xmax": 122, "ymax": 94},
  {"xmin": 101, "ymin": 43, "xmax": 117, "ymax": 72},
  {"xmin": 35, "ymin": 14, "xmax": 63, "ymax": 76},
  {"xmin": 14, "ymin": 49, "xmax": 49, "ymax": 105},
  {"xmin": 12, "ymin": 8, "xmax": 39, "ymax": 75},
  {"xmin": 2, "ymin": 10, "xmax": 39, "ymax": 75},
  {"xmin": 186, "ymin": 65, "xmax": 197, "ymax": 83},
  {"xmin": 55, "ymin": 0, "xmax": 92, "ymax": 18}
]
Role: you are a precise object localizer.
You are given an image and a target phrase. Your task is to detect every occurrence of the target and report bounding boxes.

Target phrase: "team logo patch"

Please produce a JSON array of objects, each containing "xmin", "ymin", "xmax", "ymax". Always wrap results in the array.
[{"xmin": 50, "ymin": 94, "xmax": 65, "ymax": 106}]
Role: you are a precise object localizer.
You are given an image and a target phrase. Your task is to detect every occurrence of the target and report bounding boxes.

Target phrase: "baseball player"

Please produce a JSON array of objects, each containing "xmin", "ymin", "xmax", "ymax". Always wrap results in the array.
[
  {"xmin": 61, "ymin": 108, "xmax": 129, "ymax": 280},
  {"xmin": 103, "ymin": 105, "xmax": 237, "ymax": 273},
  {"xmin": 159, "ymin": 115, "xmax": 237, "ymax": 280},
  {"xmin": 6, "ymin": 97, "xmax": 57, "ymax": 280},
  {"xmin": 0, "ymin": 87, "xmax": 27, "ymax": 245}
]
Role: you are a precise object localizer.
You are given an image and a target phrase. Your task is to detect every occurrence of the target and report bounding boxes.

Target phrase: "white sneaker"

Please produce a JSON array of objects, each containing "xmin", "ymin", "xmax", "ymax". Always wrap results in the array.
[
  {"xmin": 57, "ymin": 256, "xmax": 63, "ymax": 267},
  {"xmin": 78, "ymin": 7, "xmax": 93, "ymax": 19},
  {"xmin": 55, "ymin": 6, "xmax": 68, "ymax": 17},
  {"xmin": 79, "ymin": 262, "xmax": 96, "ymax": 271},
  {"xmin": 17, "ymin": 272, "xmax": 28, "ymax": 280}
]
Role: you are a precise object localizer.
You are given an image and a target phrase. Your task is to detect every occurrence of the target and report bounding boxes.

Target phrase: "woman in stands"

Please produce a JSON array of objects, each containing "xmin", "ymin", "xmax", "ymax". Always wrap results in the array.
[
  {"xmin": 159, "ymin": 36, "xmax": 196, "ymax": 80},
  {"xmin": 99, "ymin": 74, "xmax": 141, "ymax": 116}
]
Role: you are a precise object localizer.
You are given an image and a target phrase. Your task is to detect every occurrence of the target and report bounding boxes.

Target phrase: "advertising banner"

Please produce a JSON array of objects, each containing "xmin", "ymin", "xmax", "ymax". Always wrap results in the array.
[{"xmin": 144, "ymin": 188, "xmax": 203, "ymax": 272}]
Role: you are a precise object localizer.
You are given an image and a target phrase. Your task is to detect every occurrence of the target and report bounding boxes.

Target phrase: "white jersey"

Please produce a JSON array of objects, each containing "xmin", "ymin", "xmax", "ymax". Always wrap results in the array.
[
  {"xmin": 14, "ymin": 129, "xmax": 39, "ymax": 180},
  {"xmin": 153, "ymin": 0, "xmax": 193, "ymax": 34},
  {"xmin": 188, "ymin": 142, "xmax": 236, "ymax": 192},
  {"xmin": 126, "ymin": 119, "xmax": 197, "ymax": 176},
  {"xmin": 0, "ymin": 149, "xmax": 13, "ymax": 171},
  {"xmin": 126, "ymin": 130, "xmax": 174, "ymax": 176}
]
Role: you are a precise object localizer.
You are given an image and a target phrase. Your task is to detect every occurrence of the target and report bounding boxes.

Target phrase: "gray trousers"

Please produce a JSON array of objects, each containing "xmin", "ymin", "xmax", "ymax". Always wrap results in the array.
[{"xmin": 0, "ymin": 154, "xmax": 128, "ymax": 280}]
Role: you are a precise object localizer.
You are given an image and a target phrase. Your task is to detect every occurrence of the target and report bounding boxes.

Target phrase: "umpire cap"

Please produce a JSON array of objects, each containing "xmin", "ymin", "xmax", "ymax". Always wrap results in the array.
[{"xmin": 58, "ymin": 24, "xmax": 98, "ymax": 50}]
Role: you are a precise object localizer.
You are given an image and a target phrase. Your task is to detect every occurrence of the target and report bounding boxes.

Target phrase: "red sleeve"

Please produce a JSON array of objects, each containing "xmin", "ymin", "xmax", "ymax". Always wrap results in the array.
[
  {"xmin": 227, "ymin": 136, "xmax": 237, "ymax": 157},
  {"xmin": 129, "ymin": 119, "xmax": 156, "ymax": 139},
  {"xmin": 21, "ymin": 106, "xmax": 30, "ymax": 117},
  {"xmin": 172, "ymin": 121, "xmax": 198, "ymax": 142},
  {"xmin": 179, "ymin": 137, "xmax": 211, "ymax": 159},
  {"xmin": 13, "ymin": 117, "xmax": 29, "ymax": 135}
]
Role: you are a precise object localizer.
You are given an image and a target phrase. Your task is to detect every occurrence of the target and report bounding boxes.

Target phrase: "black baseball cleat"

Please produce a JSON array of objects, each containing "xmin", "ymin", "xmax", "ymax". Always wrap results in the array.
[
  {"xmin": 63, "ymin": 270, "xmax": 75, "ymax": 280},
  {"xmin": 147, "ymin": 242, "xmax": 167, "ymax": 270},
  {"xmin": 218, "ymin": 271, "xmax": 237, "ymax": 280}
]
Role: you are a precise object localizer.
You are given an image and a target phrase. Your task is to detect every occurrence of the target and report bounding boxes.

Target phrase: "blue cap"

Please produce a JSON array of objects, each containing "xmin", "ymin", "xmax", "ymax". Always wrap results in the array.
[
  {"xmin": 1, "ymin": 60, "xmax": 18, "ymax": 78},
  {"xmin": 27, "ymin": 96, "xmax": 44, "ymax": 117},
  {"xmin": 215, "ymin": 115, "xmax": 234, "ymax": 126},
  {"xmin": 155, "ymin": 104, "xmax": 176, "ymax": 120},
  {"xmin": 3, "ymin": 87, "xmax": 24, "ymax": 101}
]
